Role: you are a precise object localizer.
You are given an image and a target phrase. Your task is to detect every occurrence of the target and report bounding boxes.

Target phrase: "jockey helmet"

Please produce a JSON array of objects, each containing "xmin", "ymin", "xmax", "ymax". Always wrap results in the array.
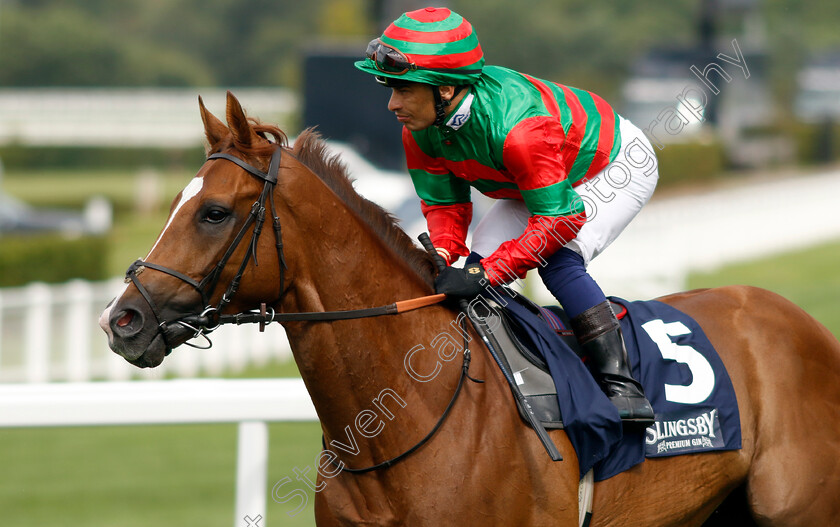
[{"xmin": 354, "ymin": 7, "xmax": 484, "ymax": 88}]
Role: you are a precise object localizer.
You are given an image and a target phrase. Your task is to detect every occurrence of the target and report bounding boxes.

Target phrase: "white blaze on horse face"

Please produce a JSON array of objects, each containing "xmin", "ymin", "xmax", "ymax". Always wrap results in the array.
[
  {"xmin": 145, "ymin": 176, "xmax": 205, "ymax": 259},
  {"xmin": 98, "ymin": 176, "xmax": 204, "ymax": 341},
  {"xmin": 98, "ymin": 282, "xmax": 130, "ymax": 343}
]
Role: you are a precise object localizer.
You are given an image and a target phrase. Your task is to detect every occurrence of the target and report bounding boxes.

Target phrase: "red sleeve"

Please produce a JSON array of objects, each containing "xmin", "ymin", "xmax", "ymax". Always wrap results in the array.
[
  {"xmin": 481, "ymin": 212, "xmax": 586, "ymax": 286},
  {"xmin": 478, "ymin": 115, "xmax": 587, "ymax": 284},
  {"xmin": 503, "ymin": 116, "xmax": 567, "ymax": 194},
  {"xmin": 421, "ymin": 200, "xmax": 473, "ymax": 265}
]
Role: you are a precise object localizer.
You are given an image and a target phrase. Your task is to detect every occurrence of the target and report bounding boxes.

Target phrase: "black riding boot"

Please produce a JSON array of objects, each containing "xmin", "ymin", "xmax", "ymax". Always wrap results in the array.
[{"xmin": 571, "ymin": 302, "xmax": 655, "ymax": 427}]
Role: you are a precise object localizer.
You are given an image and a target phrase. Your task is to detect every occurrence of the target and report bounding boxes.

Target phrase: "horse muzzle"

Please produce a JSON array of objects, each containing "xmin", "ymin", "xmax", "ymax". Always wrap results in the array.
[{"xmin": 99, "ymin": 296, "xmax": 197, "ymax": 368}]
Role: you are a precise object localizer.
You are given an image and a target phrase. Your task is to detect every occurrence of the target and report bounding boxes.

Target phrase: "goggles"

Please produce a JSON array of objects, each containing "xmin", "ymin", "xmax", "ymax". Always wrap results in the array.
[{"xmin": 365, "ymin": 39, "xmax": 417, "ymax": 75}]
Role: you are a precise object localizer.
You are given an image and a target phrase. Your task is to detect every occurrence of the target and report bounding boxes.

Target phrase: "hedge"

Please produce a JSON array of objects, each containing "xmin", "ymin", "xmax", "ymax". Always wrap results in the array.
[
  {"xmin": 790, "ymin": 120, "xmax": 840, "ymax": 165},
  {"xmin": 654, "ymin": 139, "xmax": 726, "ymax": 187},
  {"xmin": 0, "ymin": 145, "xmax": 205, "ymax": 171},
  {"xmin": 0, "ymin": 234, "xmax": 108, "ymax": 287}
]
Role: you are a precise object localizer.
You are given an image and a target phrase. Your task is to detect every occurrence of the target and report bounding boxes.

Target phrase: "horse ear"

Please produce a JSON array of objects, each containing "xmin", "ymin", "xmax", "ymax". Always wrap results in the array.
[
  {"xmin": 199, "ymin": 95, "xmax": 228, "ymax": 151},
  {"xmin": 225, "ymin": 91, "xmax": 261, "ymax": 149}
]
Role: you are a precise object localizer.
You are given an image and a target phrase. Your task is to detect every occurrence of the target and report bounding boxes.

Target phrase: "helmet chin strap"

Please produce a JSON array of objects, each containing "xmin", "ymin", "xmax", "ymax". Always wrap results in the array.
[
  {"xmin": 431, "ymin": 85, "xmax": 449, "ymax": 127},
  {"xmin": 431, "ymin": 85, "xmax": 465, "ymax": 127}
]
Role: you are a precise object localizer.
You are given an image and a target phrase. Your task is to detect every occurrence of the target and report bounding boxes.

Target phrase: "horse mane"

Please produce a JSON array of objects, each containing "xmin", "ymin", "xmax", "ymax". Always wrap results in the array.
[
  {"xmin": 290, "ymin": 128, "xmax": 436, "ymax": 285},
  {"xmin": 209, "ymin": 118, "xmax": 435, "ymax": 285}
]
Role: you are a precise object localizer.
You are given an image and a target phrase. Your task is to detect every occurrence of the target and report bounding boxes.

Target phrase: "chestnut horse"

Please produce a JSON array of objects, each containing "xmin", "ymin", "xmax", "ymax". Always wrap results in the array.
[{"xmin": 100, "ymin": 92, "xmax": 840, "ymax": 526}]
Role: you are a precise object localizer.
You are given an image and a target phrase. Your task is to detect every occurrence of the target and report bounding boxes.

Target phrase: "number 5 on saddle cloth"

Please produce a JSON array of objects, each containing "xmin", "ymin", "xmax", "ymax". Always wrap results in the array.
[{"xmin": 476, "ymin": 287, "xmax": 742, "ymax": 482}]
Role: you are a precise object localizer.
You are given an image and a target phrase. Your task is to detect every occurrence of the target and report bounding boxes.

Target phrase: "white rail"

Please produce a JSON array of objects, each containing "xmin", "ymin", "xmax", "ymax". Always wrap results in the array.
[
  {"xmin": 0, "ymin": 378, "xmax": 318, "ymax": 526},
  {"xmin": 0, "ymin": 279, "xmax": 293, "ymax": 383},
  {"xmin": 0, "ymin": 88, "xmax": 297, "ymax": 148}
]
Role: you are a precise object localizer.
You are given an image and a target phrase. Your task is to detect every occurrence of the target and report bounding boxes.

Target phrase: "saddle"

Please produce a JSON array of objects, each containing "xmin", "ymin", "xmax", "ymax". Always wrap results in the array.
[
  {"xmin": 481, "ymin": 292, "xmax": 627, "ymax": 431},
  {"xmin": 481, "ymin": 289, "xmax": 742, "ymax": 484}
]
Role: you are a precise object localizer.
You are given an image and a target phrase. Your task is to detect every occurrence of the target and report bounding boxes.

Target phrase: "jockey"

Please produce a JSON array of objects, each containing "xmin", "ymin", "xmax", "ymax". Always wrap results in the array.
[{"xmin": 355, "ymin": 7, "xmax": 657, "ymax": 426}]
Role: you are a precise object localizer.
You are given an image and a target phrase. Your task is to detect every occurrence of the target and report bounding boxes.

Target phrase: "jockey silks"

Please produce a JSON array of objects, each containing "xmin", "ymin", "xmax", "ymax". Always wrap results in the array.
[{"xmin": 403, "ymin": 65, "xmax": 623, "ymax": 284}]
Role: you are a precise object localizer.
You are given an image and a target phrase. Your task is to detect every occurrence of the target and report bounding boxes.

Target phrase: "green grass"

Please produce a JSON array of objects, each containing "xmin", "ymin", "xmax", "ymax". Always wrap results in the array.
[
  {"xmin": 0, "ymin": 357, "xmax": 322, "ymax": 527},
  {"xmin": 3, "ymin": 169, "xmax": 326, "ymax": 525},
  {"xmin": 107, "ymin": 209, "xmax": 172, "ymax": 276},
  {"xmin": 687, "ymin": 239, "xmax": 840, "ymax": 338},
  {"xmin": 2, "ymin": 168, "xmax": 193, "ymax": 213},
  {"xmin": 2, "ymin": 168, "xmax": 195, "ymax": 277},
  {"xmin": 224, "ymin": 357, "xmax": 307, "ymax": 380},
  {"xmin": 0, "ymin": 421, "xmax": 322, "ymax": 527}
]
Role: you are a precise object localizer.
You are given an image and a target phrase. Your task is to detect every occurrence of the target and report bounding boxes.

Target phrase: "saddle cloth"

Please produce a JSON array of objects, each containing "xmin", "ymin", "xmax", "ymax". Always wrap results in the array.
[{"xmin": 483, "ymin": 289, "xmax": 742, "ymax": 481}]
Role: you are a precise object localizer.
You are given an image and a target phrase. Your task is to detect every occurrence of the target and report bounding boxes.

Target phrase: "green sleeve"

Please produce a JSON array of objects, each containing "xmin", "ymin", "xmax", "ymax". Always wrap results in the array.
[
  {"xmin": 519, "ymin": 181, "xmax": 585, "ymax": 217},
  {"xmin": 409, "ymin": 168, "xmax": 472, "ymax": 206}
]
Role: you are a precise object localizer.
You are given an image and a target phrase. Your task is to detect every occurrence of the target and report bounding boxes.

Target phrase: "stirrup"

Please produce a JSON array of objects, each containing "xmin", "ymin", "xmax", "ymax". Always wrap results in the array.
[
  {"xmin": 608, "ymin": 392, "xmax": 655, "ymax": 427},
  {"xmin": 599, "ymin": 373, "xmax": 655, "ymax": 426}
]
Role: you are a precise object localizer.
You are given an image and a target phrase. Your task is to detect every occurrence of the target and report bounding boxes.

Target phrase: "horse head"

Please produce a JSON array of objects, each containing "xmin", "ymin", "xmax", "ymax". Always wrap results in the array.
[{"xmin": 99, "ymin": 92, "xmax": 293, "ymax": 367}]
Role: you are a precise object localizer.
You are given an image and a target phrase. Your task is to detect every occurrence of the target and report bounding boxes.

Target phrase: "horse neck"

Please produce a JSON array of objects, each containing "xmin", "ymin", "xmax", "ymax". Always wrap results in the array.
[
  {"xmin": 277, "ymin": 169, "xmax": 431, "ymax": 318},
  {"xmin": 276, "ymin": 171, "xmax": 466, "ymax": 462}
]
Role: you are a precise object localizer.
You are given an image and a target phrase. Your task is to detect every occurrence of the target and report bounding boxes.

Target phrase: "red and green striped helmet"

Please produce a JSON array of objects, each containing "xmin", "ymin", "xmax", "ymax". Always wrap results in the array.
[{"xmin": 354, "ymin": 7, "xmax": 484, "ymax": 86}]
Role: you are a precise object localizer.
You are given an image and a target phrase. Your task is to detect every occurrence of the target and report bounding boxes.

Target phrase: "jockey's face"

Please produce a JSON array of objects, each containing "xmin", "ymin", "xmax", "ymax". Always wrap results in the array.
[{"xmin": 387, "ymin": 84, "xmax": 456, "ymax": 131}]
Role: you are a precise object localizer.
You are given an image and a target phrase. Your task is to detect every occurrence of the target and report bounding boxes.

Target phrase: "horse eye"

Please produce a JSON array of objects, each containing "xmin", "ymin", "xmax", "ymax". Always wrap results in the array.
[{"xmin": 204, "ymin": 208, "xmax": 229, "ymax": 224}]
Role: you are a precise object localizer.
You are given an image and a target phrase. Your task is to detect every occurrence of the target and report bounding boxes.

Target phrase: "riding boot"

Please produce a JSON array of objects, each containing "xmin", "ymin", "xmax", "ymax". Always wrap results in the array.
[{"xmin": 571, "ymin": 302, "xmax": 655, "ymax": 427}]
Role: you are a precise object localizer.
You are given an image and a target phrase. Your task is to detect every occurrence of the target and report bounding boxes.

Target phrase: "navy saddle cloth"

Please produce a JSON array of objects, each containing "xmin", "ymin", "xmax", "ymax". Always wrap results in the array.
[{"xmin": 488, "ymin": 289, "xmax": 742, "ymax": 481}]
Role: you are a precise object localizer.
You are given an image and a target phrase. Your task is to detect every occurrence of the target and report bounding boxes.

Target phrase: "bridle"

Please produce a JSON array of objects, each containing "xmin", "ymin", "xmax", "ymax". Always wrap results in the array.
[
  {"xmin": 124, "ymin": 145, "xmax": 287, "ymax": 350},
  {"xmin": 122, "ymin": 142, "xmax": 474, "ymax": 474},
  {"xmin": 124, "ymin": 143, "xmax": 446, "ymax": 346}
]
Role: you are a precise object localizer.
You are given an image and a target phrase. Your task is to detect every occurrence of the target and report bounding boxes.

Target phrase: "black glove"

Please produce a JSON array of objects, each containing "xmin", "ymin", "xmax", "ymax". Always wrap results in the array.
[{"xmin": 434, "ymin": 262, "xmax": 488, "ymax": 298}]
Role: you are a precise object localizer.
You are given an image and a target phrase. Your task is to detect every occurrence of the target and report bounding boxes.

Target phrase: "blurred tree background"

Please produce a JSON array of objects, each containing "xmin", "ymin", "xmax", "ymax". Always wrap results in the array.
[
  {"xmin": 1, "ymin": 0, "xmax": 839, "ymax": 108},
  {"xmin": 2, "ymin": 0, "xmax": 840, "ymax": 286}
]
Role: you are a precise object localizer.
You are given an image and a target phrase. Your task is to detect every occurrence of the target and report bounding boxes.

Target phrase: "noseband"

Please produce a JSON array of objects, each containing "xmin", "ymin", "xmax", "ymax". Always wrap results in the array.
[
  {"xmin": 124, "ymin": 145, "xmax": 287, "ymax": 350},
  {"xmin": 124, "ymin": 143, "xmax": 445, "ymax": 352},
  {"xmin": 121, "ymin": 144, "xmax": 467, "ymax": 475}
]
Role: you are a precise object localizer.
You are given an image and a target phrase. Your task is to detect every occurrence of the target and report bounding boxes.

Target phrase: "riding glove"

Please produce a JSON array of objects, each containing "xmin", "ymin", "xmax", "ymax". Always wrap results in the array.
[{"xmin": 434, "ymin": 262, "xmax": 488, "ymax": 298}]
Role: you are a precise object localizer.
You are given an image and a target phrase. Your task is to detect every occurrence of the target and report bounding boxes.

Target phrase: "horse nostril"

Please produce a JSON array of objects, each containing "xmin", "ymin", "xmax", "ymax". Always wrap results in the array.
[
  {"xmin": 111, "ymin": 308, "xmax": 143, "ymax": 336},
  {"xmin": 116, "ymin": 311, "xmax": 134, "ymax": 328}
]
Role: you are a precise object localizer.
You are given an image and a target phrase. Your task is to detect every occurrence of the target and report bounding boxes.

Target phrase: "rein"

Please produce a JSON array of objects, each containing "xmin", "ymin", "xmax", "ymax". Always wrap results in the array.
[
  {"xmin": 125, "ymin": 145, "xmax": 447, "ymax": 348},
  {"xmin": 124, "ymin": 146, "xmax": 287, "ymax": 350},
  {"xmin": 324, "ymin": 318, "xmax": 478, "ymax": 474},
  {"xmin": 200, "ymin": 293, "xmax": 446, "ymax": 326},
  {"xmin": 124, "ymin": 144, "xmax": 469, "ymax": 474}
]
